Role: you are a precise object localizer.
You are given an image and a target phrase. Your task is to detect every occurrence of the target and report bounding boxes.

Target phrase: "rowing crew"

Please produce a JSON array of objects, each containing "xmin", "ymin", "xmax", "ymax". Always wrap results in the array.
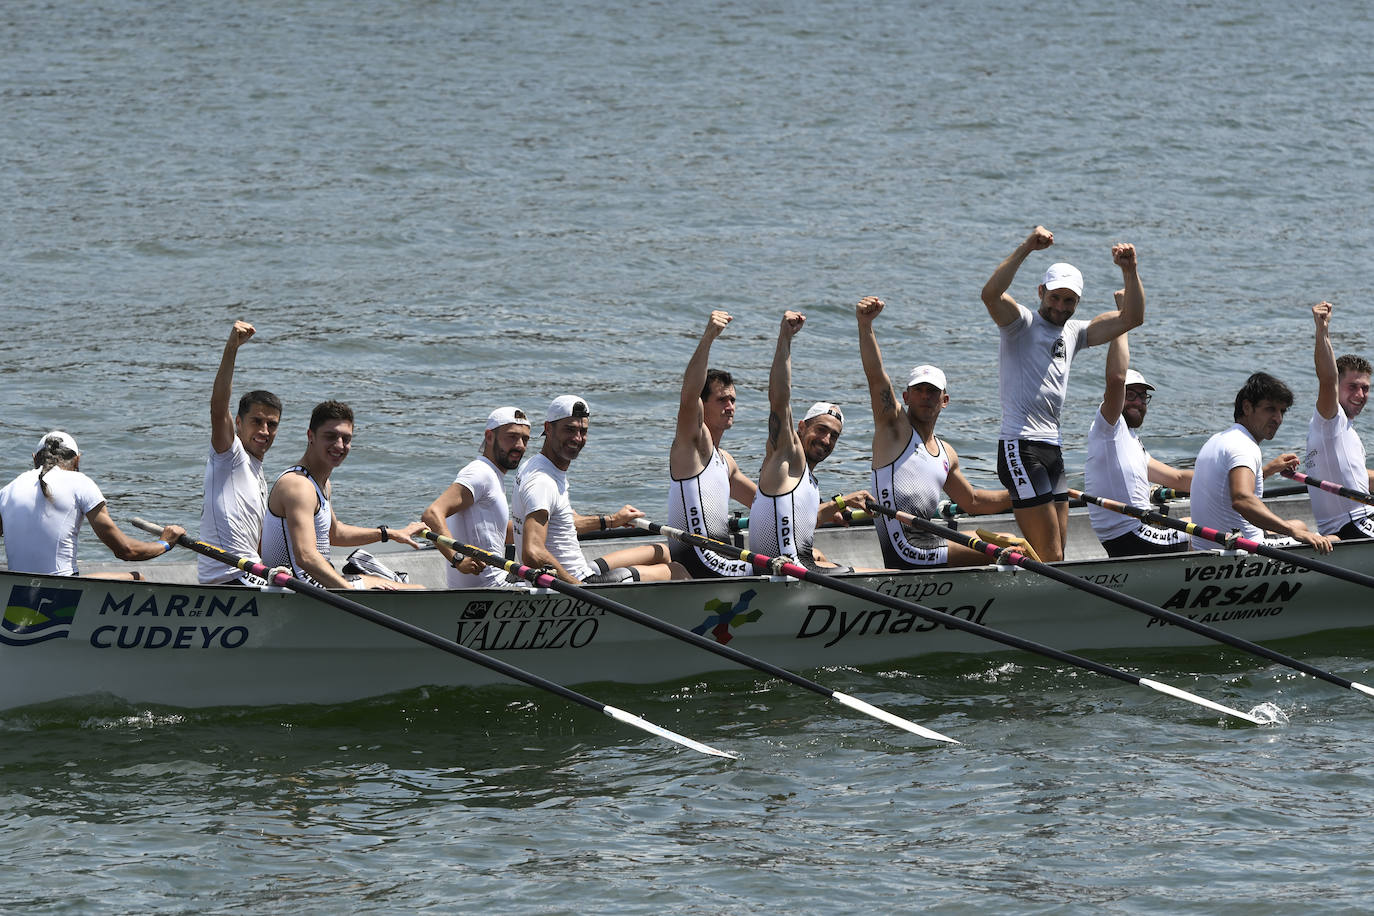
[{"xmin": 3, "ymin": 227, "xmax": 1369, "ymax": 583}]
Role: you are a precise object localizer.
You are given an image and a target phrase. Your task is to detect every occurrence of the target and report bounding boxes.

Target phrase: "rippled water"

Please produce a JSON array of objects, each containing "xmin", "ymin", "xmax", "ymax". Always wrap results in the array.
[{"xmin": 5, "ymin": 0, "xmax": 1374, "ymax": 911}]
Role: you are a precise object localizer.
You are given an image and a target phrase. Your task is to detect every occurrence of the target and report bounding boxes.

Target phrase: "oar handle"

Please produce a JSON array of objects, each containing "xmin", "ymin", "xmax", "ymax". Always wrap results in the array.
[{"xmin": 1283, "ymin": 469, "xmax": 1374, "ymax": 507}]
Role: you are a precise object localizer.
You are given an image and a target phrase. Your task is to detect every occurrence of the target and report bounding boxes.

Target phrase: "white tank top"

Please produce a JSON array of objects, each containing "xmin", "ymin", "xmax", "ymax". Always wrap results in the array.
[
  {"xmin": 748, "ymin": 468, "xmax": 820, "ymax": 567},
  {"xmin": 260, "ymin": 466, "xmax": 331, "ymax": 584},
  {"xmin": 667, "ymin": 448, "xmax": 753, "ymax": 576},
  {"xmin": 871, "ymin": 432, "xmax": 950, "ymax": 568}
]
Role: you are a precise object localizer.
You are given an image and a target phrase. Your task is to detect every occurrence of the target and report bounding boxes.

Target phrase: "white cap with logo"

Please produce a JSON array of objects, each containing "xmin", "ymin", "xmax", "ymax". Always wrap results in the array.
[
  {"xmin": 906, "ymin": 365, "xmax": 948, "ymax": 391},
  {"xmin": 1041, "ymin": 262, "xmax": 1084, "ymax": 297},
  {"xmin": 545, "ymin": 395, "xmax": 590, "ymax": 425},
  {"xmin": 486, "ymin": 406, "xmax": 531, "ymax": 430},
  {"xmin": 802, "ymin": 402, "xmax": 844, "ymax": 428}
]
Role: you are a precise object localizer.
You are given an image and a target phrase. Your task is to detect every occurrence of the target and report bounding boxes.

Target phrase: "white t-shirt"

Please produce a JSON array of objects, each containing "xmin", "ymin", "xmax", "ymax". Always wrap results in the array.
[
  {"xmin": 1190, "ymin": 423, "xmax": 1263, "ymax": 548},
  {"xmin": 444, "ymin": 455, "xmax": 511, "ymax": 588},
  {"xmin": 1084, "ymin": 408, "xmax": 1152, "ymax": 541},
  {"xmin": 512, "ymin": 453, "xmax": 593, "ymax": 581},
  {"xmin": 998, "ymin": 303, "xmax": 1091, "ymax": 444},
  {"xmin": 1305, "ymin": 408, "xmax": 1372, "ymax": 535},
  {"xmin": 197, "ymin": 438, "xmax": 268, "ymax": 584},
  {"xmin": 0, "ymin": 467, "xmax": 107, "ymax": 575}
]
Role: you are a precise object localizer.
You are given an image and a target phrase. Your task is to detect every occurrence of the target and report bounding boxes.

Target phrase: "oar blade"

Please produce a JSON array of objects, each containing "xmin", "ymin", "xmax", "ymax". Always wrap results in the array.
[
  {"xmin": 1138, "ymin": 678, "xmax": 1268, "ymax": 725},
  {"xmin": 602, "ymin": 706, "xmax": 738, "ymax": 759},
  {"xmin": 1350, "ymin": 682, "xmax": 1374, "ymax": 699},
  {"xmin": 830, "ymin": 691, "xmax": 960, "ymax": 745}
]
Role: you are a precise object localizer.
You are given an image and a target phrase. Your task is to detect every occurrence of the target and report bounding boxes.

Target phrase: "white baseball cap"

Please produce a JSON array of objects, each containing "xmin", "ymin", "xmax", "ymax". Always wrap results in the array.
[
  {"xmin": 1041, "ymin": 262, "xmax": 1084, "ymax": 297},
  {"xmin": 34, "ymin": 430, "xmax": 79, "ymax": 457},
  {"xmin": 906, "ymin": 365, "xmax": 948, "ymax": 391},
  {"xmin": 486, "ymin": 406, "xmax": 531, "ymax": 430},
  {"xmin": 545, "ymin": 395, "xmax": 590, "ymax": 425},
  {"xmin": 802, "ymin": 402, "xmax": 844, "ymax": 428},
  {"xmin": 1124, "ymin": 369, "xmax": 1154, "ymax": 391}
]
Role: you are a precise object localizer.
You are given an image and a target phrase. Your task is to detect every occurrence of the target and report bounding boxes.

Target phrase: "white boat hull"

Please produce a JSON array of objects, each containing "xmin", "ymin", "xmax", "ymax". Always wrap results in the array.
[{"xmin": 4, "ymin": 513, "xmax": 1373, "ymax": 709}]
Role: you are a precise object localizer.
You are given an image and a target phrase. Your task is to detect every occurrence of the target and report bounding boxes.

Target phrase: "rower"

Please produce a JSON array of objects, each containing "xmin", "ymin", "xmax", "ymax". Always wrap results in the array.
[
  {"xmin": 979, "ymin": 226, "xmax": 1145, "ymax": 561},
  {"xmin": 855, "ymin": 296, "xmax": 1011, "ymax": 568},
  {"xmin": 1304, "ymin": 301, "xmax": 1374, "ymax": 539},
  {"xmin": 260, "ymin": 401, "xmax": 426, "ymax": 589},
  {"xmin": 666, "ymin": 310, "xmax": 755, "ymax": 578},
  {"xmin": 512, "ymin": 395, "xmax": 685, "ymax": 584},
  {"xmin": 0, "ymin": 431, "xmax": 184, "ymax": 578},
  {"xmin": 421, "ymin": 406, "xmax": 531, "ymax": 588},
  {"xmin": 1190, "ymin": 374, "xmax": 1333, "ymax": 553},
  {"xmin": 197, "ymin": 320, "xmax": 282, "ymax": 585},
  {"xmin": 1082, "ymin": 325, "xmax": 1193, "ymax": 556},
  {"xmin": 749, "ymin": 310, "xmax": 870, "ymax": 573}
]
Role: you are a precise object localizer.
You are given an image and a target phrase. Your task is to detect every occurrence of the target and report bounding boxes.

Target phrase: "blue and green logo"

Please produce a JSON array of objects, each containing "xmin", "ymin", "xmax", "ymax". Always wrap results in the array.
[
  {"xmin": 691, "ymin": 588, "xmax": 763, "ymax": 645},
  {"xmin": 2, "ymin": 585, "xmax": 82, "ymax": 646}
]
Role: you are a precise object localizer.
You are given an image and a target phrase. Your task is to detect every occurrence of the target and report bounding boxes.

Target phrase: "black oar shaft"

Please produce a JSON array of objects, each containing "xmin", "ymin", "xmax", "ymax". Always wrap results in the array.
[
  {"xmin": 1070, "ymin": 488, "xmax": 1374, "ymax": 593},
  {"xmin": 637, "ymin": 519, "xmax": 1265, "ymax": 723},
  {"xmin": 130, "ymin": 519, "xmax": 735, "ymax": 759},
  {"xmin": 896, "ymin": 500, "xmax": 1363, "ymax": 694},
  {"xmin": 421, "ymin": 529, "xmax": 958, "ymax": 743}
]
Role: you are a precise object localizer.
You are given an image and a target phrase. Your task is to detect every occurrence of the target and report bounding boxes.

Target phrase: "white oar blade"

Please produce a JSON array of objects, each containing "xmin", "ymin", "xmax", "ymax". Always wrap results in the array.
[
  {"xmin": 831, "ymin": 691, "xmax": 960, "ymax": 745},
  {"xmin": 1351, "ymin": 682, "xmax": 1374, "ymax": 699},
  {"xmin": 1138, "ymin": 678, "xmax": 1267, "ymax": 725},
  {"xmin": 602, "ymin": 705, "xmax": 738, "ymax": 759}
]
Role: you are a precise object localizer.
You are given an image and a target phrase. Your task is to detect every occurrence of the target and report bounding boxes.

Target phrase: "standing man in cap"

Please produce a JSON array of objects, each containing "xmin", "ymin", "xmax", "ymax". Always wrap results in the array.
[
  {"xmin": 1083, "ymin": 329, "xmax": 1193, "ymax": 556},
  {"xmin": 260, "ymin": 400, "xmax": 426, "ymax": 589},
  {"xmin": 513, "ymin": 395, "xmax": 684, "ymax": 583},
  {"xmin": 980, "ymin": 225, "xmax": 1146, "ymax": 561},
  {"xmin": 1305, "ymin": 301, "xmax": 1374, "ymax": 539},
  {"xmin": 198, "ymin": 320, "xmax": 283, "ymax": 585},
  {"xmin": 422, "ymin": 406, "xmax": 531, "ymax": 588},
  {"xmin": 667, "ymin": 310, "xmax": 756, "ymax": 578},
  {"xmin": 856, "ymin": 296, "xmax": 1011, "ymax": 568},
  {"xmin": 0, "ymin": 431, "xmax": 184, "ymax": 577},
  {"xmin": 749, "ymin": 311, "xmax": 871, "ymax": 572},
  {"xmin": 1190, "ymin": 373, "xmax": 1332, "ymax": 553}
]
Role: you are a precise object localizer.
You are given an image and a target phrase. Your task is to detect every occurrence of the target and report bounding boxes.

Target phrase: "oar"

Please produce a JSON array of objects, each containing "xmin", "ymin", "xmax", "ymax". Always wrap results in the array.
[
  {"xmin": 131, "ymin": 519, "xmax": 735, "ymax": 759},
  {"xmin": 634, "ymin": 518, "xmax": 1266, "ymax": 725},
  {"xmin": 1068, "ymin": 488, "xmax": 1374, "ymax": 593},
  {"xmin": 420, "ymin": 528, "xmax": 958, "ymax": 745},
  {"xmin": 887, "ymin": 499, "xmax": 1374, "ymax": 702},
  {"xmin": 1282, "ymin": 469, "xmax": 1374, "ymax": 508}
]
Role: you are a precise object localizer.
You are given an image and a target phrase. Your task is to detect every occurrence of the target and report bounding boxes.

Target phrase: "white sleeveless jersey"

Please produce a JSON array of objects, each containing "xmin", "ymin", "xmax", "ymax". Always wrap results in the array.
[
  {"xmin": 1305, "ymin": 408, "xmax": 1372, "ymax": 535},
  {"xmin": 871, "ymin": 431, "xmax": 950, "ymax": 568},
  {"xmin": 260, "ymin": 466, "xmax": 331, "ymax": 584},
  {"xmin": 667, "ymin": 448, "xmax": 752, "ymax": 577},
  {"xmin": 748, "ymin": 467, "xmax": 821, "ymax": 567}
]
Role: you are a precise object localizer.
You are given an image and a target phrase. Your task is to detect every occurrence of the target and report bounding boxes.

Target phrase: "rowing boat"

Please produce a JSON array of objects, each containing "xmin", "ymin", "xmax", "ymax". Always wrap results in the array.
[{"xmin": 2, "ymin": 493, "xmax": 1371, "ymax": 710}]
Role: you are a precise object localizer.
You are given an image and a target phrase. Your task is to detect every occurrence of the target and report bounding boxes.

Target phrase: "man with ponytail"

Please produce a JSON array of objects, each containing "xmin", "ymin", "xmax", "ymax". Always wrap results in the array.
[{"xmin": 0, "ymin": 432, "xmax": 184, "ymax": 577}]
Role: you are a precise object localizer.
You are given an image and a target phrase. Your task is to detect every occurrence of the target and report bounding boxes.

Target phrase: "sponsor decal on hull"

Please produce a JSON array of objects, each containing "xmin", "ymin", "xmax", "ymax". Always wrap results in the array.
[{"xmin": 2, "ymin": 585, "xmax": 82, "ymax": 646}]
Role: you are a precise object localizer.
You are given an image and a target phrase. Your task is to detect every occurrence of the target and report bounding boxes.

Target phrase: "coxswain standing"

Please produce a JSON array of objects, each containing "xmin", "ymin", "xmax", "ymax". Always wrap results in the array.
[{"xmin": 979, "ymin": 226, "xmax": 1145, "ymax": 561}]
